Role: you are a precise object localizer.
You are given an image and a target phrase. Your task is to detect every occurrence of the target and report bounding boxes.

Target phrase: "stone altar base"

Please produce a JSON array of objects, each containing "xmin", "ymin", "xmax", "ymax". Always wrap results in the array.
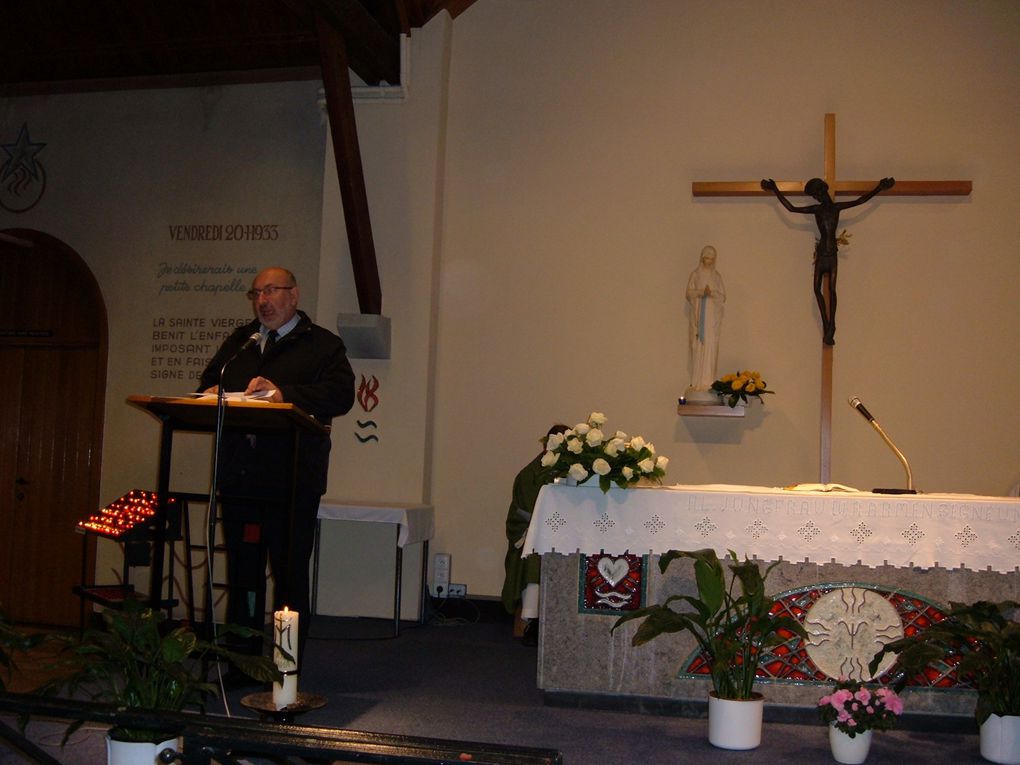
[{"xmin": 536, "ymin": 552, "xmax": 1020, "ymax": 718}]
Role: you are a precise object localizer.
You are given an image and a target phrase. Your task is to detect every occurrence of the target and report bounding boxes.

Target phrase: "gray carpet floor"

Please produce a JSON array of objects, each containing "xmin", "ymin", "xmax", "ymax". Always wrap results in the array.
[{"xmin": 1, "ymin": 611, "xmax": 992, "ymax": 764}]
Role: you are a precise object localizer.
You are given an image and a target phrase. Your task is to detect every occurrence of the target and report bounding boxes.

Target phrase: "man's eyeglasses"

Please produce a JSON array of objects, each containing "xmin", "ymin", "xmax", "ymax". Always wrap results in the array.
[{"xmin": 246, "ymin": 285, "xmax": 294, "ymax": 300}]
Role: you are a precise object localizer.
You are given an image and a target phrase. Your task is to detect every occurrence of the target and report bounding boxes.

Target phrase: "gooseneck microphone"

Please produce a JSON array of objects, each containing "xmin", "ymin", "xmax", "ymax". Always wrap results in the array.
[
  {"xmin": 235, "ymin": 330, "xmax": 262, "ymax": 356},
  {"xmin": 848, "ymin": 396, "xmax": 875, "ymax": 423},
  {"xmin": 848, "ymin": 396, "xmax": 916, "ymax": 493},
  {"xmin": 216, "ymin": 330, "xmax": 260, "ymax": 398}
]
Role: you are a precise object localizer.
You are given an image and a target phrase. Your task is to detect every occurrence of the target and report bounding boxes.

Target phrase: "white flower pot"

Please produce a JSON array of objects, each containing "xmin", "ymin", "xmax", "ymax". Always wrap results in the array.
[
  {"xmin": 981, "ymin": 714, "xmax": 1020, "ymax": 764},
  {"xmin": 707, "ymin": 691, "xmax": 763, "ymax": 750},
  {"xmin": 829, "ymin": 725, "xmax": 873, "ymax": 764},
  {"xmin": 106, "ymin": 735, "xmax": 178, "ymax": 765}
]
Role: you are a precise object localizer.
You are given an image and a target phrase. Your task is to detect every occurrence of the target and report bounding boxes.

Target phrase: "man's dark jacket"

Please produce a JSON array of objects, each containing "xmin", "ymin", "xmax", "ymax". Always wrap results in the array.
[{"xmin": 198, "ymin": 311, "xmax": 355, "ymax": 496}]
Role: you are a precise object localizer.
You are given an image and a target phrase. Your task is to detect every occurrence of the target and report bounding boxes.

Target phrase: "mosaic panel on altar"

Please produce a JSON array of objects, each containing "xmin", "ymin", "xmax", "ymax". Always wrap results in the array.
[
  {"xmin": 578, "ymin": 553, "xmax": 646, "ymax": 614},
  {"xmin": 577, "ymin": 555, "xmax": 975, "ymax": 691}
]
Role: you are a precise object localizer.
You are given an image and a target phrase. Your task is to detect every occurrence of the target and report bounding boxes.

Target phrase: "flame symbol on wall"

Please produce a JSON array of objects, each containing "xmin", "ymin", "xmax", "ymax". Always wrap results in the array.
[
  {"xmin": 357, "ymin": 375, "xmax": 379, "ymax": 412},
  {"xmin": 3, "ymin": 165, "xmax": 32, "ymax": 196}
]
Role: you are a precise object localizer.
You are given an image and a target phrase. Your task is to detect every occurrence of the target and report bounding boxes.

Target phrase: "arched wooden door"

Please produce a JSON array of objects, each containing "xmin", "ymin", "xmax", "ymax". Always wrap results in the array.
[{"xmin": 0, "ymin": 229, "xmax": 107, "ymax": 627}]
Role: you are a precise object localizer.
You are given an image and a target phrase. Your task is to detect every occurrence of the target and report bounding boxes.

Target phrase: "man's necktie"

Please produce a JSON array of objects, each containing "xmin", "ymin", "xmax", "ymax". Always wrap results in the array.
[{"xmin": 264, "ymin": 329, "xmax": 279, "ymax": 353}]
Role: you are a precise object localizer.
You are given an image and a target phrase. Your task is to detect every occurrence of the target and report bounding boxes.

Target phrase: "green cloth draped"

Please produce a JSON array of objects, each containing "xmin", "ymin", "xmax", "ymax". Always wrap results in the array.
[{"xmin": 500, "ymin": 453, "xmax": 550, "ymax": 614}]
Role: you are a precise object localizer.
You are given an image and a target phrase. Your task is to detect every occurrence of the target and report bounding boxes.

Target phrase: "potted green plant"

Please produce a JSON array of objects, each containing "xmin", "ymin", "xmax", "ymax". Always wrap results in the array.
[
  {"xmin": 1, "ymin": 607, "xmax": 38, "ymax": 691},
  {"xmin": 868, "ymin": 599, "xmax": 1020, "ymax": 764},
  {"xmin": 612, "ymin": 548, "xmax": 807, "ymax": 750},
  {"xmin": 38, "ymin": 600, "xmax": 282, "ymax": 764}
]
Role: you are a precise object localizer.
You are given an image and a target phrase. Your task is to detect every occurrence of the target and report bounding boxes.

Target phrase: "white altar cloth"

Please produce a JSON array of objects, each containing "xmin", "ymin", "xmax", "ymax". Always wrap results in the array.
[{"xmin": 522, "ymin": 483, "xmax": 1020, "ymax": 573}]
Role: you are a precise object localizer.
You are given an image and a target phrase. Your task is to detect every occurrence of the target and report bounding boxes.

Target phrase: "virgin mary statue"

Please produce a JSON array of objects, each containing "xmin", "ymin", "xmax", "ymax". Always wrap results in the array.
[{"xmin": 685, "ymin": 245, "xmax": 726, "ymax": 402}]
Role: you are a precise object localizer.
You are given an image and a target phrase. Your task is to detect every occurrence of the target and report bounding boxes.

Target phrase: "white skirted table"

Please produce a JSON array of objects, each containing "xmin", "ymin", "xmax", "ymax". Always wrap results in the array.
[{"xmin": 312, "ymin": 501, "xmax": 434, "ymax": 636}]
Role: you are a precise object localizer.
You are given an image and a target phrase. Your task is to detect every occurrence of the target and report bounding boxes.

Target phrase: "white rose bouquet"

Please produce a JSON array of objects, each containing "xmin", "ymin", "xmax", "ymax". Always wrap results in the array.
[{"xmin": 539, "ymin": 412, "xmax": 668, "ymax": 493}]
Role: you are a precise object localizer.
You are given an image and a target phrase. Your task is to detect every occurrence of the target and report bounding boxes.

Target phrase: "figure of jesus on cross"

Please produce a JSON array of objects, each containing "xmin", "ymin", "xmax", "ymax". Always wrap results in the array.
[
  {"xmin": 760, "ymin": 175, "xmax": 895, "ymax": 345},
  {"xmin": 692, "ymin": 113, "xmax": 970, "ymax": 482}
]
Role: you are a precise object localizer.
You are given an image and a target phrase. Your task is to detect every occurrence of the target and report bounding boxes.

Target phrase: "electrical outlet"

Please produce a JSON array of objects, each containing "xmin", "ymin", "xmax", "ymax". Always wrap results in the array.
[
  {"xmin": 432, "ymin": 553, "xmax": 451, "ymax": 597},
  {"xmin": 447, "ymin": 583, "xmax": 467, "ymax": 598}
]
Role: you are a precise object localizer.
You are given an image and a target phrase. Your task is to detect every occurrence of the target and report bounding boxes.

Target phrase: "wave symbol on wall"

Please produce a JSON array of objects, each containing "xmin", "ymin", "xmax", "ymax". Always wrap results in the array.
[{"xmin": 355, "ymin": 419, "xmax": 379, "ymax": 443}]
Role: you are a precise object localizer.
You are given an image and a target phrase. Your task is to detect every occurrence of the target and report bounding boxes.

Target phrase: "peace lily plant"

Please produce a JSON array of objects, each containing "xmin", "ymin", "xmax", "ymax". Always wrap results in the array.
[
  {"xmin": 538, "ymin": 412, "xmax": 668, "ymax": 493},
  {"xmin": 868, "ymin": 599, "xmax": 1020, "ymax": 727},
  {"xmin": 0, "ymin": 607, "xmax": 38, "ymax": 691},
  {"xmin": 612, "ymin": 549, "xmax": 806, "ymax": 750},
  {"xmin": 867, "ymin": 600, "xmax": 1020, "ymax": 764},
  {"xmin": 613, "ymin": 549, "xmax": 807, "ymax": 700},
  {"xmin": 38, "ymin": 600, "xmax": 282, "ymax": 745}
]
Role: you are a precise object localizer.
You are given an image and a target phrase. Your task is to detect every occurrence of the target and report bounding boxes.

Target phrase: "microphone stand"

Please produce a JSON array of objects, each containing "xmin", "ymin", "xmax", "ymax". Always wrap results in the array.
[
  {"xmin": 204, "ymin": 333, "xmax": 259, "ymax": 646},
  {"xmin": 848, "ymin": 396, "xmax": 917, "ymax": 494}
]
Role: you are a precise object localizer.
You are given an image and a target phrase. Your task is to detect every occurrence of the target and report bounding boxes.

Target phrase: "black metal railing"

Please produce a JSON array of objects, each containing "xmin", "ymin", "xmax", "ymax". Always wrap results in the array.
[{"xmin": 0, "ymin": 693, "xmax": 563, "ymax": 765}]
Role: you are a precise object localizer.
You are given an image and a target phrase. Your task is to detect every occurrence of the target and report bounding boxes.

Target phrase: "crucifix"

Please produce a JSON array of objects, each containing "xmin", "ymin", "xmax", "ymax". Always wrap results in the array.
[{"xmin": 693, "ymin": 113, "xmax": 971, "ymax": 482}]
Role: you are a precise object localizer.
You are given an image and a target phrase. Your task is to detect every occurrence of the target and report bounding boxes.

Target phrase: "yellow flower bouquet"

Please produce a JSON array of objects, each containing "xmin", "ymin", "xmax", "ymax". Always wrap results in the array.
[{"xmin": 711, "ymin": 370, "xmax": 775, "ymax": 408}]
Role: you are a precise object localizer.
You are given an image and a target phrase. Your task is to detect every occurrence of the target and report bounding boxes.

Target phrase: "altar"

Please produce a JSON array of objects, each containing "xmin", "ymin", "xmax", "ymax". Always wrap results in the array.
[{"xmin": 523, "ymin": 483, "xmax": 1020, "ymax": 717}]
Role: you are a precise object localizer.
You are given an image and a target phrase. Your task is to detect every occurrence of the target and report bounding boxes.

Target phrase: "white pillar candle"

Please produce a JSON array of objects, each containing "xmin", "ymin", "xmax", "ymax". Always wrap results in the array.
[{"xmin": 272, "ymin": 607, "xmax": 299, "ymax": 708}]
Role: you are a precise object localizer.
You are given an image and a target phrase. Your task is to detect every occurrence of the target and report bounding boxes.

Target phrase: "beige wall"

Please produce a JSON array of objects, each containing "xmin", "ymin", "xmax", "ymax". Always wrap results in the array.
[
  {"xmin": 314, "ymin": 20, "xmax": 452, "ymax": 617},
  {"xmin": 0, "ymin": 82, "xmax": 326, "ymax": 613},
  {"xmin": 421, "ymin": 1, "xmax": 1020, "ymax": 600}
]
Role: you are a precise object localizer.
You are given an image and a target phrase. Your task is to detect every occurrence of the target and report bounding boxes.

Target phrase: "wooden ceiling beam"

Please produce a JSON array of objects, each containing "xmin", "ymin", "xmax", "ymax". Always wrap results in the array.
[
  {"xmin": 0, "ymin": 1, "xmax": 482, "ymax": 92},
  {"xmin": 316, "ymin": 11, "xmax": 383, "ymax": 315},
  {"xmin": 311, "ymin": 0, "xmax": 401, "ymax": 85}
]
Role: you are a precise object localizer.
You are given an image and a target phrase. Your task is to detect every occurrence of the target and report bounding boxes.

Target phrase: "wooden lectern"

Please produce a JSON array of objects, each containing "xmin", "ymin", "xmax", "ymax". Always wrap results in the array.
[{"xmin": 127, "ymin": 395, "xmax": 328, "ymax": 626}]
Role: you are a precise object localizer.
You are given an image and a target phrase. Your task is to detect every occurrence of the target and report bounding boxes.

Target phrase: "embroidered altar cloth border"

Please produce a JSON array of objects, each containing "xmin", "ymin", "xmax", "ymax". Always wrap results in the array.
[{"xmin": 521, "ymin": 483, "xmax": 1020, "ymax": 573}]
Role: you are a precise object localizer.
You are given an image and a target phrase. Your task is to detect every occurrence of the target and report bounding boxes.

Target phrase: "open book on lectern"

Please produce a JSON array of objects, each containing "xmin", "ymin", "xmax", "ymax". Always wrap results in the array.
[{"xmin": 187, "ymin": 389, "xmax": 277, "ymax": 403}]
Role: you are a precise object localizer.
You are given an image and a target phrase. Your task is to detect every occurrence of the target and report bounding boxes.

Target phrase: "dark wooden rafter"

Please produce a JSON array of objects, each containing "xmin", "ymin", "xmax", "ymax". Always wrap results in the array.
[
  {"xmin": 316, "ymin": 11, "xmax": 383, "ymax": 315},
  {"xmin": 0, "ymin": 1, "xmax": 480, "ymax": 94},
  {"xmin": 312, "ymin": 0, "xmax": 400, "ymax": 85},
  {"xmin": 1, "ymin": 6, "xmax": 321, "ymax": 94}
]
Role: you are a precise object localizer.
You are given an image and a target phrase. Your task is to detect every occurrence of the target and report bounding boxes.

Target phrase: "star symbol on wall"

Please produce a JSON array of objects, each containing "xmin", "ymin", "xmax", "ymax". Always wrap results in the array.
[{"xmin": 1, "ymin": 123, "xmax": 47, "ymax": 182}]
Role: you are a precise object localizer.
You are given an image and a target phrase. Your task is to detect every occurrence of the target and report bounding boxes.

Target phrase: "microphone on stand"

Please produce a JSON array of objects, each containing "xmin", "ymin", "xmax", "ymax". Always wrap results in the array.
[
  {"xmin": 235, "ymin": 330, "xmax": 262, "ymax": 356},
  {"xmin": 216, "ymin": 330, "xmax": 261, "ymax": 399},
  {"xmin": 848, "ymin": 396, "xmax": 917, "ymax": 494},
  {"xmin": 212, "ymin": 327, "xmax": 260, "ymax": 448}
]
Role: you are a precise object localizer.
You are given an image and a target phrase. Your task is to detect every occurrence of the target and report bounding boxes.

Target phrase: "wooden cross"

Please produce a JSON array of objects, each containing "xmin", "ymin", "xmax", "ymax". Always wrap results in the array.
[{"xmin": 692, "ymin": 113, "xmax": 971, "ymax": 483}]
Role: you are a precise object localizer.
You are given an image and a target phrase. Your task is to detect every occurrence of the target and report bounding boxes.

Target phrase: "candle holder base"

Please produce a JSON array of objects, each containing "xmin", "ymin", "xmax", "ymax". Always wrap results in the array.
[{"xmin": 240, "ymin": 691, "xmax": 327, "ymax": 724}]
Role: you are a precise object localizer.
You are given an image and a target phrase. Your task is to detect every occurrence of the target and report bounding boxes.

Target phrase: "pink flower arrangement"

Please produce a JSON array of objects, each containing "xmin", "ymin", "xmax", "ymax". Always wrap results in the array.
[{"xmin": 818, "ymin": 678, "xmax": 904, "ymax": 737}]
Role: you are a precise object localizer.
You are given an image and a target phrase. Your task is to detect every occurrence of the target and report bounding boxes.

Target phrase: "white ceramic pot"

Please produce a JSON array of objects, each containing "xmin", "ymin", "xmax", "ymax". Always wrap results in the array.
[
  {"xmin": 707, "ymin": 691, "xmax": 764, "ymax": 750},
  {"xmin": 981, "ymin": 714, "xmax": 1020, "ymax": 764},
  {"xmin": 106, "ymin": 735, "xmax": 178, "ymax": 765},
  {"xmin": 829, "ymin": 725, "xmax": 873, "ymax": 764}
]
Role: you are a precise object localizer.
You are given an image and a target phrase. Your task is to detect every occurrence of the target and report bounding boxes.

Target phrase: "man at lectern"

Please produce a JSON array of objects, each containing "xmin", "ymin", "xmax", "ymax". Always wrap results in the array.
[{"xmin": 200, "ymin": 266, "xmax": 354, "ymax": 659}]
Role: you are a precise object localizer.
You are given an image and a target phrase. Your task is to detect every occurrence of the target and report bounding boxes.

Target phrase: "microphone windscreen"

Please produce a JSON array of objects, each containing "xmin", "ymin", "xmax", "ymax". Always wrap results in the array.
[{"xmin": 848, "ymin": 396, "xmax": 874, "ymax": 422}]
